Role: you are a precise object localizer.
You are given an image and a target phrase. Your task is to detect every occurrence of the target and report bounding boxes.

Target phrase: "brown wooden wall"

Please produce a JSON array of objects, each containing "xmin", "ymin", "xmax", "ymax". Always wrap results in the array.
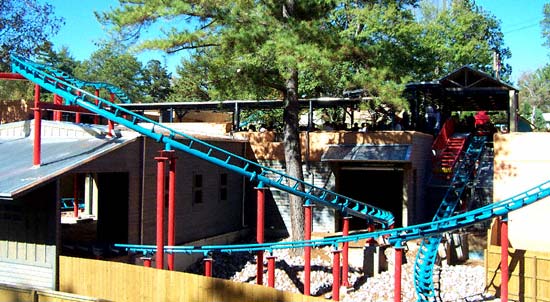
[
  {"xmin": 59, "ymin": 256, "xmax": 325, "ymax": 302},
  {"xmin": 486, "ymin": 245, "xmax": 550, "ymax": 302},
  {"xmin": 0, "ymin": 283, "xmax": 104, "ymax": 302}
]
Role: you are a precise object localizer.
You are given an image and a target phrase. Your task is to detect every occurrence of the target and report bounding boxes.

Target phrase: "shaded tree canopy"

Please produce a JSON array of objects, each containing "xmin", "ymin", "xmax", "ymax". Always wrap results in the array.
[
  {"xmin": 74, "ymin": 43, "xmax": 145, "ymax": 102},
  {"xmin": 142, "ymin": 59, "xmax": 173, "ymax": 102},
  {"xmin": 97, "ymin": 0, "xmax": 510, "ymax": 242},
  {"xmin": 0, "ymin": 0, "xmax": 63, "ymax": 70}
]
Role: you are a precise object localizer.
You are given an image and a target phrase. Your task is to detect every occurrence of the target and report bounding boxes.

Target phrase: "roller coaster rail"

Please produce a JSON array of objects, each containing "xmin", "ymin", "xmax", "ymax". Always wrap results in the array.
[
  {"xmin": 414, "ymin": 135, "xmax": 487, "ymax": 301},
  {"xmin": 115, "ymin": 179, "xmax": 550, "ymax": 256},
  {"xmin": 10, "ymin": 54, "xmax": 394, "ymax": 227},
  {"xmin": 23, "ymin": 59, "xmax": 132, "ymax": 104},
  {"xmin": 12, "ymin": 54, "xmax": 549, "ymax": 301}
]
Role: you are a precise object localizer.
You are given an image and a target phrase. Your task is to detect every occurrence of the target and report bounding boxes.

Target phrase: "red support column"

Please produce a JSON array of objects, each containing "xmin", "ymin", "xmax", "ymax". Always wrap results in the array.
[
  {"xmin": 304, "ymin": 203, "xmax": 313, "ymax": 296},
  {"xmin": 142, "ymin": 257, "xmax": 152, "ymax": 268},
  {"xmin": 167, "ymin": 151, "xmax": 177, "ymax": 271},
  {"xmin": 267, "ymin": 255, "xmax": 276, "ymax": 288},
  {"xmin": 394, "ymin": 246, "xmax": 403, "ymax": 302},
  {"xmin": 53, "ymin": 94, "xmax": 62, "ymax": 121},
  {"xmin": 341, "ymin": 217, "xmax": 350, "ymax": 288},
  {"xmin": 33, "ymin": 84, "xmax": 42, "ymax": 166},
  {"xmin": 256, "ymin": 185, "xmax": 266, "ymax": 285},
  {"xmin": 366, "ymin": 224, "xmax": 376, "ymax": 246},
  {"xmin": 107, "ymin": 93, "xmax": 115, "ymax": 136},
  {"xmin": 204, "ymin": 257, "xmax": 213, "ymax": 277},
  {"xmin": 500, "ymin": 217, "xmax": 509, "ymax": 302},
  {"xmin": 332, "ymin": 249, "xmax": 341, "ymax": 301},
  {"xmin": 94, "ymin": 89, "xmax": 100, "ymax": 125},
  {"xmin": 73, "ymin": 174, "xmax": 79, "ymax": 218},
  {"xmin": 75, "ymin": 92, "xmax": 81, "ymax": 123},
  {"xmin": 155, "ymin": 152, "xmax": 168, "ymax": 270}
]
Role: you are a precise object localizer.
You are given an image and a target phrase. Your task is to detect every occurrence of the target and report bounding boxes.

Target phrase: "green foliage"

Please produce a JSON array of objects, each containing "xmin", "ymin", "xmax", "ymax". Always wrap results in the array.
[
  {"xmin": 518, "ymin": 65, "xmax": 550, "ymax": 130},
  {"xmin": 98, "ymin": 0, "xmax": 509, "ymax": 110},
  {"xmin": 142, "ymin": 60, "xmax": 173, "ymax": 102},
  {"xmin": 415, "ymin": 0, "xmax": 511, "ymax": 81},
  {"xmin": 542, "ymin": 3, "xmax": 550, "ymax": 49},
  {"xmin": 0, "ymin": 0, "xmax": 63, "ymax": 70},
  {"xmin": 37, "ymin": 43, "xmax": 81, "ymax": 76},
  {"xmin": 74, "ymin": 43, "xmax": 145, "ymax": 102}
]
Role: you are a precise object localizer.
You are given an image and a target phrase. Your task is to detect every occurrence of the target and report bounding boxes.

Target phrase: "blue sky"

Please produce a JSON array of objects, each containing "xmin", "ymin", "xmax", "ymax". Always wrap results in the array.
[{"xmin": 44, "ymin": 0, "xmax": 549, "ymax": 84}]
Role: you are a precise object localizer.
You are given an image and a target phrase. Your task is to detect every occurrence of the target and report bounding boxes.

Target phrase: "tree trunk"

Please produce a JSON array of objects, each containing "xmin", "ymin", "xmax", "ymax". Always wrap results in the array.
[{"xmin": 283, "ymin": 69, "xmax": 305, "ymax": 256}]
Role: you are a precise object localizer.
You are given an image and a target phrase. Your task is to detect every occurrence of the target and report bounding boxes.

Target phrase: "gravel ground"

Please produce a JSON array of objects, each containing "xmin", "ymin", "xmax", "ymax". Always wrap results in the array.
[{"xmin": 186, "ymin": 240, "xmax": 498, "ymax": 302}]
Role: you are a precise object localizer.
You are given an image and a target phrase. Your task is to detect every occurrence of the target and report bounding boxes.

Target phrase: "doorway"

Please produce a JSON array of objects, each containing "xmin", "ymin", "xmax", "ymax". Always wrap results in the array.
[{"xmin": 338, "ymin": 167, "xmax": 403, "ymax": 230}]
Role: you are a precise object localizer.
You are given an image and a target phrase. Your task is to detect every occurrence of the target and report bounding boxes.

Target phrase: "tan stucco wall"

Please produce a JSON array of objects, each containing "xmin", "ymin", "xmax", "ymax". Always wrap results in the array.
[
  {"xmin": 237, "ymin": 130, "xmax": 434, "ymax": 227},
  {"xmin": 0, "ymin": 100, "xmax": 31, "ymax": 124},
  {"xmin": 235, "ymin": 130, "xmax": 422, "ymax": 161},
  {"xmin": 493, "ymin": 132, "xmax": 550, "ymax": 252}
]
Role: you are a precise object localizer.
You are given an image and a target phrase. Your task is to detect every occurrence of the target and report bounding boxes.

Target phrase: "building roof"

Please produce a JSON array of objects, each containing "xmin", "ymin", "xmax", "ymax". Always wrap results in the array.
[
  {"xmin": 321, "ymin": 144, "xmax": 412, "ymax": 163},
  {"xmin": 406, "ymin": 65, "xmax": 517, "ymax": 112},
  {"xmin": 118, "ymin": 97, "xmax": 364, "ymax": 112},
  {"xmin": 0, "ymin": 120, "xmax": 139, "ymax": 199}
]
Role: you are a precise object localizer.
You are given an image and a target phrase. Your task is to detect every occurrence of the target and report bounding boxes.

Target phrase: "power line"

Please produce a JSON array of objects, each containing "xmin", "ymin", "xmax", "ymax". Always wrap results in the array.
[{"xmin": 504, "ymin": 22, "xmax": 541, "ymax": 34}]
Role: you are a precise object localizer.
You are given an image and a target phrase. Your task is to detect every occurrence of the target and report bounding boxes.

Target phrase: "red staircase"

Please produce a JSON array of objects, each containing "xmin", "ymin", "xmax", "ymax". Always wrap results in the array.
[{"xmin": 432, "ymin": 119, "xmax": 468, "ymax": 177}]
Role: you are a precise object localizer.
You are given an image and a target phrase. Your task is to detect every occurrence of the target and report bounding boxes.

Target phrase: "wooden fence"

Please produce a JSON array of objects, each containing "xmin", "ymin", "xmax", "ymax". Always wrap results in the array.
[
  {"xmin": 486, "ymin": 245, "xmax": 550, "ymax": 302},
  {"xmin": 59, "ymin": 256, "xmax": 327, "ymax": 302},
  {"xmin": 0, "ymin": 282, "xmax": 105, "ymax": 302}
]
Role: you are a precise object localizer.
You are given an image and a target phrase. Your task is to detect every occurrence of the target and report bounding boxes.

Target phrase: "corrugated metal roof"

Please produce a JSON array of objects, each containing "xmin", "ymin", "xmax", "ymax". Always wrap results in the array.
[
  {"xmin": 0, "ymin": 120, "xmax": 139, "ymax": 199},
  {"xmin": 321, "ymin": 144, "xmax": 412, "ymax": 162}
]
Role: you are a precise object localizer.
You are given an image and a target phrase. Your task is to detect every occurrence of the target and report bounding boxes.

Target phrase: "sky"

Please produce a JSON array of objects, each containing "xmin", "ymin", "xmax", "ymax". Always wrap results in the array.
[{"xmin": 43, "ymin": 0, "xmax": 550, "ymax": 85}]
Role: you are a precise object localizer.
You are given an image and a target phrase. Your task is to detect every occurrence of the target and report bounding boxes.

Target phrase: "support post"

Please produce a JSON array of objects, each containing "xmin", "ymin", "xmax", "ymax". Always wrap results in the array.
[
  {"xmin": 394, "ymin": 245, "xmax": 403, "ymax": 302},
  {"xmin": 75, "ymin": 92, "xmax": 81, "ymax": 123},
  {"xmin": 500, "ymin": 217, "xmax": 509, "ymax": 302},
  {"xmin": 341, "ymin": 216, "xmax": 350, "ymax": 287},
  {"xmin": 204, "ymin": 257, "xmax": 213, "ymax": 277},
  {"xmin": 267, "ymin": 255, "xmax": 276, "ymax": 288},
  {"xmin": 155, "ymin": 152, "xmax": 168, "ymax": 269},
  {"xmin": 107, "ymin": 93, "xmax": 115, "ymax": 136},
  {"xmin": 73, "ymin": 174, "xmax": 79, "ymax": 218},
  {"xmin": 53, "ymin": 94, "xmax": 62, "ymax": 121},
  {"xmin": 303, "ymin": 203, "xmax": 313, "ymax": 296},
  {"xmin": 142, "ymin": 257, "xmax": 152, "ymax": 268},
  {"xmin": 94, "ymin": 89, "xmax": 100, "ymax": 125},
  {"xmin": 256, "ymin": 184, "xmax": 266, "ymax": 285},
  {"xmin": 33, "ymin": 84, "xmax": 41, "ymax": 167},
  {"xmin": 167, "ymin": 151, "xmax": 177, "ymax": 271},
  {"xmin": 332, "ymin": 249, "xmax": 341, "ymax": 301}
]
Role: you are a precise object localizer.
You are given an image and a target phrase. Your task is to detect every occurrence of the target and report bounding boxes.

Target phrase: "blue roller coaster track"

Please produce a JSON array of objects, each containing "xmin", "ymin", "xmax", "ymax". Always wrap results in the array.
[
  {"xmin": 24, "ymin": 58, "xmax": 132, "ymax": 104},
  {"xmin": 11, "ymin": 54, "xmax": 549, "ymax": 301},
  {"xmin": 10, "ymin": 54, "xmax": 394, "ymax": 227},
  {"xmin": 413, "ymin": 134, "xmax": 486, "ymax": 301}
]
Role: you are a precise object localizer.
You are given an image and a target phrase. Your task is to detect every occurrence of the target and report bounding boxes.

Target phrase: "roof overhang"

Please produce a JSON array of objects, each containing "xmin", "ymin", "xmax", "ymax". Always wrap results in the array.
[
  {"xmin": 0, "ymin": 121, "xmax": 140, "ymax": 200},
  {"xmin": 321, "ymin": 144, "xmax": 412, "ymax": 163}
]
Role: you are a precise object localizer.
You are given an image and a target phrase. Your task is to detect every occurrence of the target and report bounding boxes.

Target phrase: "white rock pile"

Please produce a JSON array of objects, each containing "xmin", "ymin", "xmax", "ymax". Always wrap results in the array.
[{"xmin": 186, "ymin": 242, "xmax": 498, "ymax": 302}]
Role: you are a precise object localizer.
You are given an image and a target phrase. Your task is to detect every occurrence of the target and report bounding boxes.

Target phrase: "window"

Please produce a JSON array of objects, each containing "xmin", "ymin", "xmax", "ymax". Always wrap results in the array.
[
  {"xmin": 219, "ymin": 173, "xmax": 228, "ymax": 202},
  {"xmin": 193, "ymin": 174, "xmax": 203, "ymax": 204}
]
